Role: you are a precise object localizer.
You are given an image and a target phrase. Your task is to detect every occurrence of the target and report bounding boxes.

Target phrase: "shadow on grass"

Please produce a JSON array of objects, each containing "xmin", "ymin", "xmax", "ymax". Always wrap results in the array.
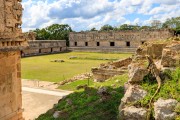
[{"xmin": 36, "ymin": 86, "xmax": 124, "ymax": 120}]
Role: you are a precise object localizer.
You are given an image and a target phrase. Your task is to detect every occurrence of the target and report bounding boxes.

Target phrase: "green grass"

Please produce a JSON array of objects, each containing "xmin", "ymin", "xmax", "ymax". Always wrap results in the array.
[
  {"xmin": 58, "ymin": 74, "xmax": 128, "ymax": 91},
  {"xmin": 22, "ymin": 52, "xmax": 131, "ymax": 82},
  {"xmin": 36, "ymin": 74, "xmax": 128, "ymax": 120},
  {"xmin": 136, "ymin": 68, "xmax": 180, "ymax": 119}
]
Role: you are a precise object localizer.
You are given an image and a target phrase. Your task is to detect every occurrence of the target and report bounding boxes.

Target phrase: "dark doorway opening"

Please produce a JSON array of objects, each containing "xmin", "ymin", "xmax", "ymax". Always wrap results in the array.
[
  {"xmin": 74, "ymin": 42, "xmax": 77, "ymax": 46},
  {"xmin": 126, "ymin": 41, "xmax": 130, "ymax": 47},
  {"xmin": 97, "ymin": 42, "xmax": 100, "ymax": 46},
  {"xmin": 110, "ymin": 42, "xmax": 115, "ymax": 46},
  {"xmin": 85, "ymin": 42, "xmax": 88, "ymax": 46}
]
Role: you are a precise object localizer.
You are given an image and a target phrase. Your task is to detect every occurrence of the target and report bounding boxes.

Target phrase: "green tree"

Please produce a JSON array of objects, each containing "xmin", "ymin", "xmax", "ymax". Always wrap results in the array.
[
  {"xmin": 34, "ymin": 24, "xmax": 72, "ymax": 46},
  {"xmin": 100, "ymin": 24, "xmax": 114, "ymax": 31},
  {"xmin": 162, "ymin": 17, "xmax": 180, "ymax": 35},
  {"xmin": 90, "ymin": 27, "xmax": 97, "ymax": 31},
  {"xmin": 118, "ymin": 24, "xmax": 140, "ymax": 30},
  {"xmin": 34, "ymin": 28, "xmax": 50, "ymax": 40},
  {"xmin": 151, "ymin": 20, "xmax": 162, "ymax": 29}
]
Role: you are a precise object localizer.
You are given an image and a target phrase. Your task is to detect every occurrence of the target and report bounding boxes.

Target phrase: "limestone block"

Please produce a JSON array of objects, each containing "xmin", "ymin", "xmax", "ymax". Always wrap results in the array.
[
  {"xmin": 120, "ymin": 106, "xmax": 147, "ymax": 120},
  {"xmin": 121, "ymin": 85, "xmax": 147, "ymax": 103},
  {"xmin": 161, "ymin": 41, "xmax": 180, "ymax": 67},
  {"xmin": 154, "ymin": 98, "xmax": 178, "ymax": 120},
  {"xmin": 128, "ymin": 63, "xmax": 149, "ymax": 83}
]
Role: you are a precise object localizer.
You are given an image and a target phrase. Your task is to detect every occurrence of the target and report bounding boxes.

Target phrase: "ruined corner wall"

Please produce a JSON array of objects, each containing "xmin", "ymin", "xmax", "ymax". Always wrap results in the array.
[
  {"xmin": 69, "ymin": 30, "xmax": 174, "ymax": 52},
  {"xmin": 0, "ymin": 0, "xmax": 27, "ymax": 119},
  {"xmin": 0, "ymin": 51, "xmax": 23, "ymax": 120},
  {"xmin": 22, "ymin": 40, "xmax": 67, "ymax": 57}
]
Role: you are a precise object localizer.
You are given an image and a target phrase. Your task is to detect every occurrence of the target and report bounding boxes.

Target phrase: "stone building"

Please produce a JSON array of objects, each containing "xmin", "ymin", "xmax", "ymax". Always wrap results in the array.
[
  {"xmin": 69, "ymin": 29, "xmax": 174, "ymax": 52},
  {"xmin": 22, "ymin": 40, "xmax": 67, "ymax": 57},
  {"xmin": 0, "ymin": 0, "xmax": 27, "ymax": 119}
]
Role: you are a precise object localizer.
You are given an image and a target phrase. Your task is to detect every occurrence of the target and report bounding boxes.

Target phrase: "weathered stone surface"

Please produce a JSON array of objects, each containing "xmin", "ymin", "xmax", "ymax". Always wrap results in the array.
[
  {"xmin": 161, "ymin": 41, "xmax": 180, "ymax": 67},
  {"xmin": 53, "ymin": 111, "xmax": 61, "ymax": 119},
  {"xmin": 147, "ymin": 43, "xmax": 167, "ymax": 59},
  {"xmin": 128, "ymin": 63, "xmax": 149, "ymax": 83},
  {"xmin": 0, "ymin": 0, "xmax": 24, "ymax": 119},
  {"xmin": 69, "ymin": 30, "xmax": 173, "ymax": 52},
  {"xmin": 0, "ymin": 0, "xmax": 28, "ymax": 51},
  {"xmin": 154, "ymin": 98, "xmax": 178, "ymax": 120},
  {"xmin": 23, "ymin": 32, "xmax": 36, "ymax": 41},
  {"xmin": 97, "ymin": 86, "xmax": 109, "ymax": 96},
  {"xmin": 120, "ymin": 106, "xmax": 147, "ymax": 120},
  {"xmin": 0, "ymin": 51, "xmax": 23, "ymax": 119},
  {"xmin": 92, "ymin": 58, "xmax": 131, "ymax": 82},
  {"xmin": 22, "ymin": 40, "xmax": 67, "ymax": 57},
  {"xmin": 121, "ymin": 85, "xmax": 147, "ymax": 103}
]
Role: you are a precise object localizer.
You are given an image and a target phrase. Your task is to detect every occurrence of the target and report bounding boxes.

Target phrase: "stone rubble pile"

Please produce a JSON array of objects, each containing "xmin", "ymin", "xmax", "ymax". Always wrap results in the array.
[
  {"xmin": 92, "ymin": 57, "xmax": 132, "ymax": 82},
  {"xmin": 119, "ymin": 39, "xmax": 180, "ymax": 120}
]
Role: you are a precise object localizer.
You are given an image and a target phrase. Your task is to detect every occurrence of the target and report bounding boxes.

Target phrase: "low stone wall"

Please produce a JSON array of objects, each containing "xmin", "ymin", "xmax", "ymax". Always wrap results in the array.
[
  {"xmin": 69, "ymin": 47, "xmax": 136, "ymax": 53},
  {"xmin": 92, "ymin": 57, "xmax": 132, "ymax": 82},
  {"xmin": 22, "ymin": 40, "xmax": 67, "ymax": 57}
]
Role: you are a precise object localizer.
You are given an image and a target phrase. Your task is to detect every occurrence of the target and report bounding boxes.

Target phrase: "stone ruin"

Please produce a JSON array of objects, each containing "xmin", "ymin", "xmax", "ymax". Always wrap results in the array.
[
  {"xmin": 69, "ymin": 30, "xmax": 174, "ymax": 53},
  {"xmin": 92, "ymin": 58, "xmax": 132, "ymax": 82},
  {"xmin": 22, "ymin": 40, "xmax": 67, "ymax": 57},
  {"xmin": 23, "ymin": 32, "xmax": 36, "ymax": 41},
  {"xmin": 0, "ymin": 0, "xmax": 27, "ymax": 119},
  {"xmin": 119, "ymin": 37, "xmax": 180, "ymax": 120}
]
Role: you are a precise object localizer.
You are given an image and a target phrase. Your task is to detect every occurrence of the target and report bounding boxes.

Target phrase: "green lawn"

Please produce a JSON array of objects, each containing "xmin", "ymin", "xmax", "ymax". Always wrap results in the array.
[
  {"xmin": 37, "ymin": 74, "xmax": 129, "ymax": 120},
  {"xmin": 22, "ymin": 52, "xmax": 132, "ymax": 82}
]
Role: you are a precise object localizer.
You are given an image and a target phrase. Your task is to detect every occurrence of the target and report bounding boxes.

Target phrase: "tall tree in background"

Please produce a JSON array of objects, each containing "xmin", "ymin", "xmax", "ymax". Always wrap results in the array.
[
  {"xmin": 100, "ymin": 24, "xmax": 114, "ymax": 31},
  {"xmin": 151, "ymin": 20, "xmax": 162, "ymax": 29},
  {"xmin": 90, "ymin": 27, "xmax": 97, "ymax": 31},
  {"xmin": 118, "ymin": 24, "xmax": 140, "ymax": 30},
  {"xmin": 34, "ymin": 24, "xmax": 72, "ymax": 46},
  {"xmin": 162, "ymin": 17, "xmax": 180, "ymax": 35}
]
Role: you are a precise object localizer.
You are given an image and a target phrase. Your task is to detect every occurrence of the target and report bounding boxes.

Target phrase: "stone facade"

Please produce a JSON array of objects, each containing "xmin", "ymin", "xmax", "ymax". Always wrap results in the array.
[
  {"xmin": 0, "ymin": 51, "xmax": 23, "ymax": 120},
  {"xmin": 22, "ymin": 40, "xmax": 67, "ymax": 57},
  {"xmin": 0, "ymin": 0, "xmax": 27, "ymax": 119},
  {"xmin": 23, "ymin": 32, "xmax": 36, "ymax": 41},
  {"xmin": 69, "ymin": 29, "xmax": 174, "ymax": 53}
]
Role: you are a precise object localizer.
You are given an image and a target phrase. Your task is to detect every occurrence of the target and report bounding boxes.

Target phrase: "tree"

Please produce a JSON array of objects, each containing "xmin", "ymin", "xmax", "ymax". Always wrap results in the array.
[
  {"xmin": 151, "ymin": 20, "xmax": 162, "ymax": 29},
  {"xmin": 90, "ymin": 27, "xmax": 97, "ymax": 31},
  {"xmin": 100, "ymin": 24, "xmax": 114, "ymax": 31},
  {"xmin": 162, "ymin": 17, "xmax": 180, "ymax": 35},
  {"xmin": 34, "ymin": 24, "xmax": 72, "ymax": 46},
  {"xmin": 118, "ymin": 24, "xmax": 140, "ymax": 30},
  {"xmin": 140, "ymin": 25, "xmax": 152, "ymax": 30}
]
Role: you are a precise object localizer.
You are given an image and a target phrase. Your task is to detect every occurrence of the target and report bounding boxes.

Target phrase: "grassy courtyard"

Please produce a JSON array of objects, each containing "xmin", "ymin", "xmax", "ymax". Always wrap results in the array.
[{"xmin": 22, "ymin": 52, "xmax": 132, "ymax": 82}]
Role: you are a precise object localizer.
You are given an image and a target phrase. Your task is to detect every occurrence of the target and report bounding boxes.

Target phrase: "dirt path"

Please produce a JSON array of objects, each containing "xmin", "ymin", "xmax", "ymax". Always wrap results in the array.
[{"xmin": 22, "ymin": 80, "xmax": 72, "ymax": 120}]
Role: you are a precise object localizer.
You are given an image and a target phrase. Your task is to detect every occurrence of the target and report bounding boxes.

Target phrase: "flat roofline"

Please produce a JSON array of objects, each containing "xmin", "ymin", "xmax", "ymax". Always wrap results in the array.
[
  {"xmin": 28, "ymin": 40, "xmax": 66, "ymax": 42},
  {"xmin": 69, "ymin": 29, "xmax": 173, "ymax": 34}
]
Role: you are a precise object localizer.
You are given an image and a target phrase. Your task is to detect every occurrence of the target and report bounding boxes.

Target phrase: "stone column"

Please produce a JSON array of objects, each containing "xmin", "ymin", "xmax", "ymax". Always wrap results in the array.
[{"xmin": 0, "ymin": 0, "xmax": 28, "ymax": 119}]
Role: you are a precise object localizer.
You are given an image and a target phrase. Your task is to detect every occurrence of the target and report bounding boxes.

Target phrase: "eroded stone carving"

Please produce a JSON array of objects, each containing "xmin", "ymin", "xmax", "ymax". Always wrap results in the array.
[{"xmin": 0, "ymin": 0, "xmax": 28, "ymax": 50}]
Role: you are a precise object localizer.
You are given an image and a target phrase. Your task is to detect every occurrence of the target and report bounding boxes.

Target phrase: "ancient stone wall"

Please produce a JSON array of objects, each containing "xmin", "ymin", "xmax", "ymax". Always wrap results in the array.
[
  {"xmin": 0, "ymin": 0, "xmax": 26, "ymax": 119},
  {"xmin": 69, "ymin": 29, "xmax": 174, "ymax": 52},
  {"xmin": 92, "ymin": 58, "xmax": 132, "ymax": 82},
  {"xmin": 23, "ymin": 32, "xmax": 36, "ymax": 41},
  {"xmin": 22, "ymin": 40, "xmax": 67, "ymax": 57},
  {"xmin": 0, "ymin": 51, "xmax": 23, "ymax": 120}
]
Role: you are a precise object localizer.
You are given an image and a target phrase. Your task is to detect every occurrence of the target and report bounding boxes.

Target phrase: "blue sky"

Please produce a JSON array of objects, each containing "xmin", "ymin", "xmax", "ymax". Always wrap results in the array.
[{"xmin": 22, "ymin": 0, "xmax": 180, "ymax": 32}]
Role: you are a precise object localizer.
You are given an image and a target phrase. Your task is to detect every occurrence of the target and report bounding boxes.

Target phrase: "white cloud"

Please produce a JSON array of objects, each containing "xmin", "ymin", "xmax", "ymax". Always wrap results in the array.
[{"xmin": 22, "ymin": 0, "xmax": 180, "ymax": 32}]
